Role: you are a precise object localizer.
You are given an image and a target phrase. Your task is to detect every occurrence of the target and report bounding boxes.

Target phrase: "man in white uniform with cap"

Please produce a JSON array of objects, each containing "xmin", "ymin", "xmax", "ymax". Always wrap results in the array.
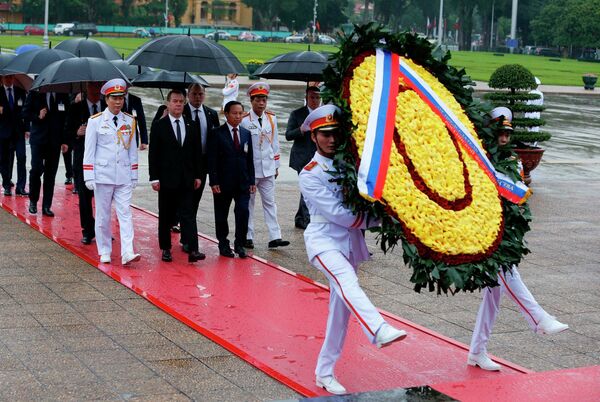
[
  {"xmin": 299, "ymin": 105, "xmax": 408, "ymax": 395},
  {"xmin": 83, "ymin": 79, "xmax": 141, "ymax": 265},
  {"xmin": 467, "ymin": 106, "xmax": 568, "ymax": 371},
  {"xmin": 240, "ymin": 82, "xmax": 290, "ymax": 249},
  {"xmin": 221, "ymin": 73, "xmax": 239, "ymax": 110}
]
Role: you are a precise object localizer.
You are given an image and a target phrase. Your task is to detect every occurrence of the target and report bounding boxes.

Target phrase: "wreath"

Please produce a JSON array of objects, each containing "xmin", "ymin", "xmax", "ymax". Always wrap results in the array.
[{"xmin": 322, "ymin": 24, "xmax": 532, "ymax": 294}]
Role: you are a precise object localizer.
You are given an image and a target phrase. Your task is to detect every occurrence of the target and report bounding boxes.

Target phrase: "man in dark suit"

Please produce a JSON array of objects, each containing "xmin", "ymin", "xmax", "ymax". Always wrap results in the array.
[
  {"xmin": 285, "ymin": 86, "xmax": 321, "ymax": 229},
  {"xmin": 149, "ymin": 89, "xmax": 205, "ymax": 263},
  {"xmin": 0, "ymin": 75, "xmax": 28, "ymax": 196},
  {"xmin": 208, "ymin": 101, "xmax": 255, "ymax": 258},
  {"xmin": 23, "ymin": 90, "xmax": 70, "ymax": 216},
  {"xmin": 123, "ymin": 92, "xmax": 148, "ymax": 150},
  {"xmin": 62, "ymin": 82, "xmax": 105, "ymax": 245}
]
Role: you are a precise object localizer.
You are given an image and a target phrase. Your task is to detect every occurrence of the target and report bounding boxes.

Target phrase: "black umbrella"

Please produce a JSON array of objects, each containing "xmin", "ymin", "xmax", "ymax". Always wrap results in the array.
[
  {"xmin": 0, "ymin": 53, "xmax": 16, "ymax": 70},
  {"xmin": 1, "ymin": 48, "xmax": 76, "ymax": 75},
  {"xmin": 127, "ymin": 35, "xmax": 245, "ymax": 74},
  {"xmin": 1, "ymin": 50, "xmax": 32, "ymax": 90},
  {"xmin": 30, "ymin": 57, "xmax": 130, "ymax": 93},
  {"xmin": 110, "ymin": 59, "xmax": 150, "ymax": 81},
  {"xmin": 55, "ymin": 38, "xmax": 121, "ymax": 60},
  {"xmin": 254, "ymin": 51, "xmax": 332, "ymax": 82},
  {"xmin": 131, "ymin": 70, "xmax": 210, "ymax": 89}
]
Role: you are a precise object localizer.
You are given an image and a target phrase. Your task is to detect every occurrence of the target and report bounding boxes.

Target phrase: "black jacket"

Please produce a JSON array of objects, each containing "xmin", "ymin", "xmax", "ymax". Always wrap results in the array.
[
  {"xmin": 285, "ymin": 106, "xmax": 316, "ymax": 172},
  {"xmin": 148, "ymin": 115, "xmax": 201, "ymax": 190},
  {"xmin": 124, "ymin": 93, "xmax": 148, "ymax": 146},
  {"xmin": 23, "ymin": 91, "xmax": 70, "ymax": 147},
  {"xmin": 207, "ymin": 123, "xmax": 255, "ymax": 193},
  {"xmin": 0, "ymin": 86, "xmax": 27, "ymax": 140}
]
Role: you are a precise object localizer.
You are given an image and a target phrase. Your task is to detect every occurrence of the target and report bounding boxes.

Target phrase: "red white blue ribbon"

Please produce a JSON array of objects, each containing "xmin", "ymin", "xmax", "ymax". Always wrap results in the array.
[{"xmin": 357, "ymin": 49, "xmax": 531, "ymax": 205}]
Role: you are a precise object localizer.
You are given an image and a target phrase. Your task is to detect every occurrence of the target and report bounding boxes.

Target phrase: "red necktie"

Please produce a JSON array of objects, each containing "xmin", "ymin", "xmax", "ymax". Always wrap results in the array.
[{"xmin": 232, "ymin": 127, "xmax": 240, "ymax": 151}]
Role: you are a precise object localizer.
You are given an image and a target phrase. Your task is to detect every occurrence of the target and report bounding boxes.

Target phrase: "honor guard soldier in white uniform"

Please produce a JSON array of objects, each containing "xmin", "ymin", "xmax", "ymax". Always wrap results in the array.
[
  {"xmin": 299, "ymin": 105, "xmax": 408, "ymax": 395},
  {"xmin": 240, "ymin": 82, "xmax": 290, "ymax": 249},
  {"xmin": 467, "ymin": 107, "xmax": 568, "ymax": 371},
  {"xmin": 221, "ymin": 73, "xmax": 239, "ymax": 110},
  {"xmin": 83, "ymin": 79, "xmax": 141, "ymax": 265}
]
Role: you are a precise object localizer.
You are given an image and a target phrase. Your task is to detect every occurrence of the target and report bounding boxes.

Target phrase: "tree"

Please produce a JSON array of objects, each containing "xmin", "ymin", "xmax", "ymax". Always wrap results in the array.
[{"xmin": 171, "ymin": 0, "xmax": 188, "ymax": 26}]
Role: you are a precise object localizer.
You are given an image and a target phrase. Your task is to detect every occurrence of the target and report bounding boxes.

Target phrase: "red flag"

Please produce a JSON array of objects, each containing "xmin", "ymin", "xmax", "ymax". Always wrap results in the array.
[
  {"xmin": 316, "ymin": 20, "xmax": 321, "ymax": 32},
  {"xmin": 433, "ymin": 17, "xmax": 437, "ymax": 28},
  {"xmin": 453, "ymin": 18, "xmax": 460, "ymax": 30}
]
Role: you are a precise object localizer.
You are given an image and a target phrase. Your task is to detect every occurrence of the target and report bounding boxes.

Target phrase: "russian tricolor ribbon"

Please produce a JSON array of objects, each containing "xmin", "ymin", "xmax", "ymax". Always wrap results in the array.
[{"xmin": 357, "ymin": 49, "xmax": 531, "ymax": 205}]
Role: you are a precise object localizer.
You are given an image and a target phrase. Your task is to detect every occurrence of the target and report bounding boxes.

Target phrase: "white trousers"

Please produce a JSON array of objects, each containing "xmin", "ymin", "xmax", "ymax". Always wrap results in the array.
[
  {"xmin": 312, "ymin": 250, "xmax": 385, "ymax": 377},
  {"xmin": 469, "ymin": 265, "xmax": 551, "ymax": 355},
  {"xmin": 94, "ymin": 183, "xmax": 135, "ymax": 257},
  {"xmin": 247, "ymin": 175, "xmax": 281, "ymax": 241}
]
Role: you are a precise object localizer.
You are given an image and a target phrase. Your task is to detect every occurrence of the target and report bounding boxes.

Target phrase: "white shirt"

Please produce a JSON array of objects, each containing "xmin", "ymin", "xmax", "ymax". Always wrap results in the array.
[
  {"xmin": 226, "ymin": 122, "xmax": 240, "ymax": 143},
  {"xmin": 190, "ymin": 105, "xmax": 207, "ymax": 153},
  {"xmin": 4, "ymin": 86, "xmax": 14, "ymax": 102},
  {"xmin": 168, "ymin": 114, "xmax": 186, "ymax": 144},
  {"xmin": 86, "ymin": 99, "xmax": 101, "ymax": 116}
]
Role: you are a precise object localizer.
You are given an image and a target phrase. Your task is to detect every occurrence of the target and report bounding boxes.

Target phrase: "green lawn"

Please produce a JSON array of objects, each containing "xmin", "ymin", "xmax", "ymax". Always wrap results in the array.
[{"xmin": 2, "ymin": 34, "xmax": 599, "ymax": 86}]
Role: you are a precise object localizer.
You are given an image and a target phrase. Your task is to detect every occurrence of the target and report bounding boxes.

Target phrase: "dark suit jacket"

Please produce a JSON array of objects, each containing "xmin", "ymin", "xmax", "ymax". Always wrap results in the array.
[
  {"xmin": 285, "ymin": 106, "xmax": 316, "ymax": 172},
  {"xmin": 148, "ymin": 115, "xmax": 201, "ymax": 190},
  {"xmin": 23, "ymin": 92, "xmax": 70, "ymax": 147},
  {"xmin": 124, "ymin": 93, "xmax": 148, "ymax": 145},
  {"xmin": 0, "ymin": 86, "xmax": 27, "ymax": 140},
  {"xmin": 64, "ymin": 99, "xmax": 106, "ymax": 152},
  {"xmin": 207, "ymin": 123, "xmax": 255, "ymax": 193}
]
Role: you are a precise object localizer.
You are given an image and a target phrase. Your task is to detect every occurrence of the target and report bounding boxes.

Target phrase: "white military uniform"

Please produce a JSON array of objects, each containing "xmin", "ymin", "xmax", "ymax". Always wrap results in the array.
[
  {"xmin": 83, "ymin": 109, "xmax": 138, "ymax": 258},
  {"xmin": 300, "ymin": 151, "xmax": 386, "ymax": 378},
  {"xmin": 469, "ymin": 265, "xmax": 553, "ymax": 355},
  {"xmin": 221, "ymin": 77, "xmax": 239, "ymax": 109},
  {"xmin": 241, "ymin": 109, "xmax": 282, "ymax": 241}
]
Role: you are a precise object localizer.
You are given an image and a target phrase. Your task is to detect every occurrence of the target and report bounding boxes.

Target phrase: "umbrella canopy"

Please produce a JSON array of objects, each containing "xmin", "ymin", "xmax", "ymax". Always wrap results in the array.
[
  {"xmin": 131, "ymin": 70, "xmax": 209, "ymax": 89},
  {"xmin": 110, "ymin": 59, "xmax": 150, "ymax": 81},
  {"xmin": 127, "ymin": 35, "xmax": 245, "ymax": 75},
  {"xmin": 15, "ymin": 44, "xmax": 41, "ymax": 55},
  {"xmin": 30, "ymin": 57, "xmax": 130, "ymax": 93},
  {"xmin": 55, "ymin": 38, "xmax": 121, "ymax": 60},
  {"xmin": 2, "ymin": 48, "xmax": 76, "ymax": 75},
  {"xmin": 254, "ymin": 51, "xmax": 332, "ymax": 82},
  {"xmin": 0, "ymin": 54, "xmax": 16, "ymax": 70}
]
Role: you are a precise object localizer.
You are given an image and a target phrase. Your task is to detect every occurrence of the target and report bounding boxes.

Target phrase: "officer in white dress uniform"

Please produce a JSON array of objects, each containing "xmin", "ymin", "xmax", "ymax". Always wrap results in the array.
[
  {"xmin": 83, "ymin": 79, "xmax": 141, "ymax": 265},
  {"xmin": 240, "ymin": 82, "xmax": 290, "ymax": 249},
  {"xmin": 299, "ymin": 105, "xmax": 408, "ymax": 395},
  {"xmin": 221, "ymin": 73, "xmax": 239, "ymax": 110},
  {"xmin": 467, "ymin": 107, "xmax": 568, "ymax": 371}
]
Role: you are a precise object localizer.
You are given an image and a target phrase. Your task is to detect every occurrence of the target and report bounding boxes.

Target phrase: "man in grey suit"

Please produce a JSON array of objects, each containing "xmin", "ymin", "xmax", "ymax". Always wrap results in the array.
[{"xmin": 285, "ymin": 86, "xmax": 321, "ymax": 229}]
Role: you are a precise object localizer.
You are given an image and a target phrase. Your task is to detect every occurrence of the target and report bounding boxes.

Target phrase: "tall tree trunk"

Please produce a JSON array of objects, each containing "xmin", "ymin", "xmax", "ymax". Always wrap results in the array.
[{"xmin": 458, "ymin": 0, "xmax": 475, "ymax": 51}]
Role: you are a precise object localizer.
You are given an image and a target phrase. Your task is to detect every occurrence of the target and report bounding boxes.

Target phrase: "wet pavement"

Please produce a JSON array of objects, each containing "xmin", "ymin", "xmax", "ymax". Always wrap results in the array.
[{"xmin": 0, "ymin": 89, "xmax": 599, "ymax": 400}]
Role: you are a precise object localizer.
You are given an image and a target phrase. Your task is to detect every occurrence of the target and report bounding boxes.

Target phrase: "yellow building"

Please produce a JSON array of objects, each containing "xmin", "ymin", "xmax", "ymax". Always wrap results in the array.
[
  {"xmin": 0, "ymin": 0, "xmax": 23, "ymax": 23},
  {"xmin": 180, "ymin": 0, "xmax": 253, "ymax": 28}
]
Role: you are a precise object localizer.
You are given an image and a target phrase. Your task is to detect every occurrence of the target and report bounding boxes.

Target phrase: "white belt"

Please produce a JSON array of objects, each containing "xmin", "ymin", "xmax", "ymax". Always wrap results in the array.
[{"xmin": 310, "ymin": 214, "xmax": 329, "ymax": 224}]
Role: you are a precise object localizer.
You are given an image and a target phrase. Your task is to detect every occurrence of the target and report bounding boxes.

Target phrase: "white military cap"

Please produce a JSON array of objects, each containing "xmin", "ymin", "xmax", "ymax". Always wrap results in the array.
[
  {"xmin": 247, "ymin": 82, "xmax": 270, "ymax": 97},
  {"xmin": 301, "ymin": 104, "xmax": 342, "ymax": 132},
  {"xmin": 489, "ymin": 106, "xmax": 513, "ymax": 123},
  {"xmin": 101, "ymin": 78, "xmax": 127, "ymax": 96}
]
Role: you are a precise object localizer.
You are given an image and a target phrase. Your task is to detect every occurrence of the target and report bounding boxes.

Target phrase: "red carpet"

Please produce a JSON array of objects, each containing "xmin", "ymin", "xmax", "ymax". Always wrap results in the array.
[{"xmin": 1, "ymin": 185, "xmax": 530, "ymax": 397}]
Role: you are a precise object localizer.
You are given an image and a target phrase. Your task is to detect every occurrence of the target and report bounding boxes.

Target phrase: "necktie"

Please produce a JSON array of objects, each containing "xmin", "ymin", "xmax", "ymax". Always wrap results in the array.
[
  {"xmin": 175, "ymin": 119, "xmax": 182, "ymax": 146},
  {"xmin": 258, "ymin": 116, "xmax": 262, "ymax": 128},
  {"xmin": 7, "ymin": 88, "xmax": 14, "ymax": 110},
  {"xmin": 113, "ymin": 115, "xmax": 118, "ymax": 127},
  {"xmin": 232, "ymin": 127, "xmax": 240, "ymax": 151},
  {"xmin": 92, "ymin": 103, "xmax": 98, "ymax": 115},
  {"xmin": 194, "ymin": 109, "xmax": 201, "ymax": 134},
  {"xmin": 49, "ymin": 93, "xmax": 56, "ymax": 111}
]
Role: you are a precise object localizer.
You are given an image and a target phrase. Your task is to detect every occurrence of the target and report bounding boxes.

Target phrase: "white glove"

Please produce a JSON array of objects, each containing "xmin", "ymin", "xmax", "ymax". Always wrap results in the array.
[
  {"xmin": 131, "ymin": 180, "xmax": 138, "ymax": 189},
  {"xmin": 85, "ymin": 180, "xmax": 95, "ymax": 191}
]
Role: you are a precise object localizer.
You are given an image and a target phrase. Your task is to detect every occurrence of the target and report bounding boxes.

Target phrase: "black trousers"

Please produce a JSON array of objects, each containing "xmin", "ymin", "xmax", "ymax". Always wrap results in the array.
[
  {"xmin": 213, "ymin": 187, "xmax": 250, "ymax": 248},
  {"xmin": 62, "ymin": 146, "xmax": 73, "ymax": 179},
  {"xmin": 73, "ymin": 145, "xmax": 94, "ymax": 237},
  {"xmin": 158, "ymin": 186, "xmax": 198, "ymax": 252},
  {"xmin": 29, "ymin": 143, "xmax": 60, "ymax": 208},
  {"xmin": 0, "ymin": 135, "xmax": 26, "ymax": 191}
]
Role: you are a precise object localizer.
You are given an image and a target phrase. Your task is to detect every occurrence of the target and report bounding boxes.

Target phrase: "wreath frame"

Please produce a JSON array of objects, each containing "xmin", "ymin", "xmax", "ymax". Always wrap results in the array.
[{"xmin": 321, "ymin": 23, "xmax": 532, "ymax": 294}]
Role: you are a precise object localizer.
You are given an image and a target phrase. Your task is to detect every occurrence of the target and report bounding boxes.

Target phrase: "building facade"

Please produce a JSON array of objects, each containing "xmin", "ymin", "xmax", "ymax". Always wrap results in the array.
[{"xmin": 181, "ymin": 0, "xmax": 252, "ymax": 28}]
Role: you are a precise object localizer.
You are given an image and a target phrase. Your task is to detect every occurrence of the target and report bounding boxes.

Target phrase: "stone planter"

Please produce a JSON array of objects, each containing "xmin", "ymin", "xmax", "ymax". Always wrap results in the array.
[
  {"xmin": 514, "ymin": 147, "xmax": 545, "ymax": 185},
  {"xmin": 582, "ymin": 75, "xmax": 597, "ymax": 90},
  {"xmin": 246, "ymin": 63, "xmax": 261, "ymax": 80}
]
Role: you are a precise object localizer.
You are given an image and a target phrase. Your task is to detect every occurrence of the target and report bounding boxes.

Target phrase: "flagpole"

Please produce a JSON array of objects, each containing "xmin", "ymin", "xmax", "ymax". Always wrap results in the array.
[
  {"xmin": 437, "ymin": 0, "xmax": 444, "ymax": 46},
  {"xmin": 43, "ymin": 0, "xmax": 49, "ymax": 49}
]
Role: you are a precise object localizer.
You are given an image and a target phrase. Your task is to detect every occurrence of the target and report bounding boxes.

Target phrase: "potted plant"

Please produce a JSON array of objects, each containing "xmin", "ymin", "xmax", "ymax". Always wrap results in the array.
[
  {"xmin": 246, "ymin": 59, "xmax": 263, "ymax": 80},
  {"xmin": 484, "ymin": 64, "xmax": 550, "ymax": 184},
  {"xmin": 582, "ymin": 73, "xmax": 598, "ymax": 90}
]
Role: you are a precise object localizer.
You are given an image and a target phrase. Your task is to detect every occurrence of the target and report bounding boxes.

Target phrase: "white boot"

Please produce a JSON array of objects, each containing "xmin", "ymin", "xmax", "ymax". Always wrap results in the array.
[
  {"xmin": 122, "ymin": 252, "xmax": 141, "ymax": 265},
  {"xmin": 100, "ymin": 254, "xmax": 111, "ymax": 264},
  {"xmin": 316, "ymin": 375, "xmax": 347, "ymax": 395},
  {"xmin": 537, "ymin": 316, "xmax": 569, "ymax": 335},
  {"xmin": 375, "ymin": 323, "xmax": 407, "ymax": 348},
  {"xmin": 467, "ymin": 352, "xmax": 501, "ymax": 371}
]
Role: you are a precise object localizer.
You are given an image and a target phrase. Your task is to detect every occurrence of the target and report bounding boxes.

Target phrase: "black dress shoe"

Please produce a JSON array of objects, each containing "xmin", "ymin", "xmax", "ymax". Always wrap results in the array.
[
  {"xmin": 3, "ymin": 188, "xmax": 11, "ymax": 196},
  {"xmin": 268, "ymin": 239, "xmax": 291, "ymax": 248},
  {"xmin": 81, "ymin": 236, "xmax": 92, "ymax": 245},
  {"xmin": 29, "ymin": 204, "xmax": 37, "ymax": 214},
  {"xmin": 234, "ymin": 245, "xmax": 247, "ymax": 259},
  {"xmin": 244, "ymin": 239, "xmax": 254, "ymax": 249},
  {"xmin": 295, "ymin": 221, "xmax": 308, "ymax": 229},
  {"xmin": 219, "ymin": 247, "xmax": 235, "ymax": 258},
  {"xmin": 161, "ymin": 249, "xmax": 173, "ymax": 262},
  {"xmin": 42, "ymin": 208, "xmax": 55, "ymax": 217},
  {"xmin": 188, "ymin": 251, "xmax": 206, "ymax": 262},
  {"xmin": 65, "ymin": 178, "xmax": 73, "ymax": 185},
  {"xmin": 15, "ymin": 189, "xmax": 29, "ymax": 196}
]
